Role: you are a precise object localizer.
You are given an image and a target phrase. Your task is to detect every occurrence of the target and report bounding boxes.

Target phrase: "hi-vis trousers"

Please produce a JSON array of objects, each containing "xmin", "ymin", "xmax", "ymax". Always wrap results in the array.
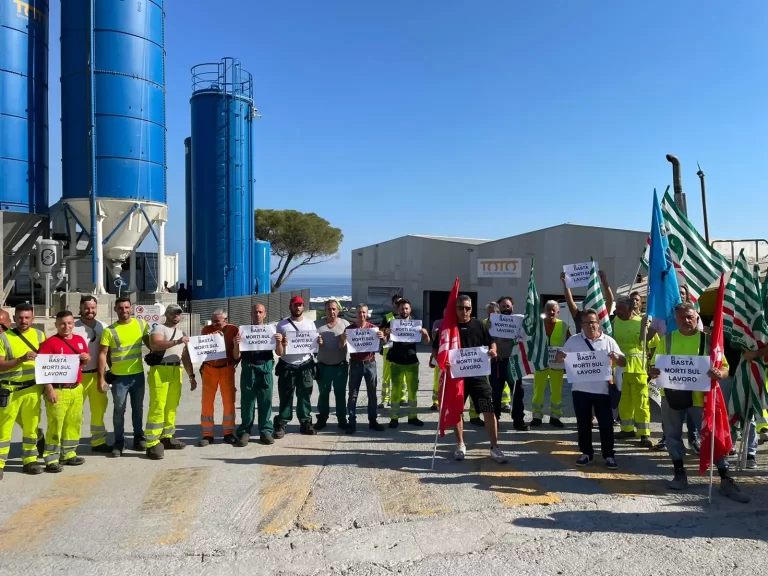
[
  {"xmin": 0, "ymin": 383, "xmax": 42, "ymax": 469},
  {"xmin": 618, "ymin": 372, "xmax": 651, "ymax": 436},
  {"xmin": 145, "ymin": 365, "xmax": 183, "ymax": 449},
  {"xmin": 432, "ymin": 366, "xmax": 479, "ymax": 419},
  {"xmin": 81, "ymin": 371, "xmax": 109, "ymax": 447},
  {"xmin": 381, "ymin": 348, "xmax": 407, "ymax": 405},
  {"xmin": 43, "ymin": 385, "xmax": 84, "ymax": 466},
  {"xmin": 201, "ymin": 364, "xmax": 236, "ymax": 438},
  {"xmin": 532, "ymin": 369, "xmax": 564, "ymax": 419},
  {"xmin": 390, "ymin": 363, "xmax": 419, "ymax": 420}
]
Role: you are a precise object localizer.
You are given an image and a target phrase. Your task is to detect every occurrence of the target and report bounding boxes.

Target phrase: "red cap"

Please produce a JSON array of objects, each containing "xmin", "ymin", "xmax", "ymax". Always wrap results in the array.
[{"xmin": 290, "ymin": 296, "xmax": 305, "ymax": 306}]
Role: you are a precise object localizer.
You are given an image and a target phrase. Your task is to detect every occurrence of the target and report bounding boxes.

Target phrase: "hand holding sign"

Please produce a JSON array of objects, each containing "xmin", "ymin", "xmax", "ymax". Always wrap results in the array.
[
  {"xmin": 188, "ymin": 333, "xmax": 227, "ymax": 364},
  {"xmin": 654, "ymin": 355, "xmax": 712, "ymax": 392},
  {"xmin": 346, "ymin": 328, "xmax": 380, "ymax": 354},
  {"xmin": 489, "ymin": 314, "xmax": 523, "ymax": 340},
  {"xmin": 448, "ymin": 347, "xmax": 491, "ymax": 378},
  {"xmin": 238, "ymin": 325, "xmax": 276, "ymax": 352},
  {"xmin": 35, "ymin": 355, "xmax": 80, "ymax": 384},
  {"xmin": 389, "ymin": 320, "xmax": 423, "ymax": 343},
  {"xmin": 285, "ymin": 330, "xmax": 320, "ymax": 355},
  {"xmin": 564, "ymin": 350, "xmax": 612, "ymax": 383},
  {"xmin": 563, "ymin": 261, "xmax": 598, "ymax": 289}
]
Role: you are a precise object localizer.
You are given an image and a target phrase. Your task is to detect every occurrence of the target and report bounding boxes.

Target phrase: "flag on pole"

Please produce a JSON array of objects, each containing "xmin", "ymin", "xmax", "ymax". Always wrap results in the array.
[
  {"xmin": 723, "ymin": 251, "xmax": 768, "ymax": 425},
  {"xmin": 436, "ymin": 278, "xmax": 464, "ymax": 438},
  {"xmin": 583, "ymin": 259, "xmax": 612, "ymax": 336},
  {"xmin": 640, "ymin": 188, "xmax": 730, "ymax": 303},
  {"xmin": 699, "ymin": 275, "xmax": 732, "ymax": 475},
  {"xmin": 647, "ymin": 189, "xmax": 682, "ymax": 336},
  {"xmin": 508, "ymin": 340, "xmax": 532, "ymax": 382},
  {"xmin": 521, "ymin": 259, "xmax": 548, "ymax": 372}
]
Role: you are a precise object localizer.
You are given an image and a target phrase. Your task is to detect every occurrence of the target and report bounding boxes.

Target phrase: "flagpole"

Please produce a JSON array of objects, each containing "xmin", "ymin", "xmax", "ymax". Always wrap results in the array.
[
  {"xmin": 431, "ymin": 369, "xmax": 449, "ymax": 471},
  {"xmin": 708, "ymin": 387, "xmax": 716, "ymax": 503}
]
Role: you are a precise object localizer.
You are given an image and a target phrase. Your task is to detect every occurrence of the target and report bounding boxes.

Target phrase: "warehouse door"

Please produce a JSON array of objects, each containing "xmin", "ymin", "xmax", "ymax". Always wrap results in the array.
[{"xmin": 424, "ymin": 291, "xmax": 478, "ymax": 332}]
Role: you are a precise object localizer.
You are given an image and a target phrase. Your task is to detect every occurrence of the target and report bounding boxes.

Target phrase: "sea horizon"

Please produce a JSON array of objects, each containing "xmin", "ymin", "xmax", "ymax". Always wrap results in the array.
[{"xmin": 279, "ymin": 274, "xmax": 352, "ymax": 298}]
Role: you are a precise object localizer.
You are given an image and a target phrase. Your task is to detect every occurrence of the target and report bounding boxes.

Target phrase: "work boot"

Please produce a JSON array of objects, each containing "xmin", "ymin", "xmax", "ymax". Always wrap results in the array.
[
  {"xmin": 37, "ymin": 428, "xmax": 45, "ymax": 457},
  {"xmin": 369, "ymin": 420, "xmax": 385, "ymax": 432},
  {"xmin": 223, "ymin": 434, "xmax": 236, "ymax": 445},
  {"xmin": 389, "ymin": 419, "xmax": 399, "ymax": 429},
  {"xmin": 22, "ymin": 462, "xmax": 43, "ymax": 475},
  {"xmin": 198, "ymin": 436, "xmax": 214, "ymax": 447},
  {"xmin": 110, "ymin": 443, "xmax": 124, "ymax": 458},
  {"xmin": 133, "ymin": 436, "xmax": 146, "ymax": 451},
  {"xmin": 468, "ymin": 417, "xmax": 485, "ymax": 427},
  {"xmin": 377, "ymin": 402, "xmax": 385, "ymax": 409},
  {"xmin": 338, "ymin": 418, "xmax": 348, "ymax": 431},
  {"xmin": 720, "ymin": 476, "xmax": 750, "ymax": 503},
  {"xmin": 145, "ymin": 444, "xmax": 164, "ymax": 461},
  {"xmin": 161, "ymin": 437, "xmax": 186, "ymax": 450},
  {"xmin": 260, "ymin": 433, "xmax": 275, "ymax": 445},
  {"xmin": 314, "ymin": 416, "xmax": 328, "ymax": 431},
  {"xmin": 654, "ymin": 439, "xmax": 667, "ymax": 451},
  {"xmin": 513, "ymin": 422, "xmax": 530, "ymax": 432},
  {"xmin": 399, "ymin": 401, "xmax": 408, "ymax": 407},
  {"xmin": 91, "ymin": 444, "xmax": 113, "ymax": 454},
  {"xmin": 530, "ymin": 417, "xmax": 543, "ymax": 427},
  {"xmin": 501, "ymin": 404, "xmax": 512, "ymax": 414},
  {"xmin": 346, "ymin": 423, "xmax": 357, "ymax": 435},
  {"xmin": 430, "ymin": 403, "xmax": 439, "ymax": 411},
  {"xmin": 45, "ymin": 462, "xmax": 63, "ymax": 473},
  {"xmin": 668, "ymin": 469, "xmax": 688, "ymax": 491},
  {"xmin": 273, "ymin": 424, "xmax": 286, "ymax": 440},
  {"xmin": 746, "ymin": 456, "xmax": 757, "ymax": 470},
  {"xmin": 614, "ymin": 431, "xmax": 636, "ymax": 440},
  {"xmin": 300, "ymin": 421, "xmax": 317, "ymax": 435},
  {"xmin": 407, "ymin": 417, "xmax": 424, "ymax": 427},
  {"xmin": 62, "ymin": 456, "xmax": 85, "ymax": 466},
  {"xmin": 549, "ymin": 417, "xmax": 565, "ymax": 429},
  {"xmin": 234, "ymin": 433, "xmax": 250, "ymax": 447},
  {"xmin": 639, "ymin": 436, "xmax": 654, "ymax": 448}
]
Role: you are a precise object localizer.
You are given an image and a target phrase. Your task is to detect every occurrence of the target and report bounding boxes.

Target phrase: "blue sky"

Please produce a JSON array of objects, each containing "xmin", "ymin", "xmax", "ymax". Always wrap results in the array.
[{"xmin": 46, "ymin": 1, "xmax": 768, "ymax": 279}]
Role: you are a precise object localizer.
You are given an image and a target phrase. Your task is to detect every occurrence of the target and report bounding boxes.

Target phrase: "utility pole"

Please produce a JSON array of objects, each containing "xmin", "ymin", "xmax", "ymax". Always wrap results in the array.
[
  {"xmin": 666, "ymin": 154, "xmax": 688, "ymax": 216},
  {"xmin": 696, "ymin": 162, "xmax": 710, "ymax": 244}
]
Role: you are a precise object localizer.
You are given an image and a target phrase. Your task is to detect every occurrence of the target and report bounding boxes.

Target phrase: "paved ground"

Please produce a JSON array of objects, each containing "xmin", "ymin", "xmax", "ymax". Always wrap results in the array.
[{"xmin": 0, "ymin": 353, "xmax": 766, "ymax": 575}]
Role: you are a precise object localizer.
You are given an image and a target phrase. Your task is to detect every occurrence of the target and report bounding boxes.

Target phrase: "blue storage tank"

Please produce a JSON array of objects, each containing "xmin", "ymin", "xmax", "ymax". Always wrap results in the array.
[
  {"xmin": 60, "ymin": 0, "xmax": 166, "ymax": 203},
  {"xmin": 189, "ymin": 58, "xmax": 255, "ymax": 299},
  {"xmin": 254, "ymin": 240, "xmax": 271, "ymax": 295},
  {"xmin": 0, "ymin": 0, "xmax": 48, "ymax": 213},
  {"xmin": 184, "ymin": 136, "xmax": 192, "ymax": 288}
]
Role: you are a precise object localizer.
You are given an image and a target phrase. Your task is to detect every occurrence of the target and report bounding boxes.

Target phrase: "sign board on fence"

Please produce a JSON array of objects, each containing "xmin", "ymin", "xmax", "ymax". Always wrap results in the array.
[
  {"xmin": 489, "ymin": 314, "xmax": 524, "ymax": 340},
  {"xmin": 285, "ymin": 330, "xmax": 319, "ymax": 355},
  {"xmin": 478, "ymin": 258, "xmax": 522, "ymax": 278},
  {"xmin": 564, "ymin": 350, "xmax": 612, "ymax": 384},
  {"xmin": 135, "ymin": 304, "xmax": 166, "ymax": 330},
  {"xmin": 35, "ymin": 355, "xmax": 80, "ymax": 384},
  {"xmin": 563, "ymin": 261, "xmax": 597, "ymax": 289},
  {"xmin": 654, "ymin": 354, "xmax": 712, "ymax": 392},
  {"xmin": 548, "ymin": 346, "xmax": 564, "ymax": 370},
  {"xmin": 346, "ymin": 328, "xmax": 380, "ymax": 354},
  {"xmin": 389, "ymin": 319, "xmax": 423, "ymax": 343},
  {"xmin": 238, "ymin": 324, "xmax": 276, "ymax": 352},
  {"xmin": 448, "ymin": 347, "xmax": 491, "ymax": 378},
  {"xmin": 188, "ymin": 333, "xmax": 226, "ymax": 364}
]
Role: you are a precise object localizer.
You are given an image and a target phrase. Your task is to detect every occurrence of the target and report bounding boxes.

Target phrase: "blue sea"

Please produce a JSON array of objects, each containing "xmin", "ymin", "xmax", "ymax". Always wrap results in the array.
[{"xmin": 280, "ymin": 276, "xmax": 352, "ymax": 299}]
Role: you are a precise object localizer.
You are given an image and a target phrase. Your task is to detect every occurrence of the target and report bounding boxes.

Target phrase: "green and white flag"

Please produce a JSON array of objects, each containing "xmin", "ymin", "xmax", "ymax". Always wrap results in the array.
[
  {"xmin": 583, "ymin": 259, "xmax": 612, "ymax": 336},
  {"xmin": 522, "ymin": 259, "xmax": 548, "ymax": 372},
  {"xmin": 640, "ymin": 189, "xmax": 730, "ymax": 303},
  {"xmin": 723, "ymin": 251, "xmax": 767, "ymax": 424}
]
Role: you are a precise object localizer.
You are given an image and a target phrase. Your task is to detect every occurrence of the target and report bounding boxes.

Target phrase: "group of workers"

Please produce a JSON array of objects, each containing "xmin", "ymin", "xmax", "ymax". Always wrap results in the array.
[{"xmin": 0, "ymin": 274, "xmax": 764, "ymax": 505}]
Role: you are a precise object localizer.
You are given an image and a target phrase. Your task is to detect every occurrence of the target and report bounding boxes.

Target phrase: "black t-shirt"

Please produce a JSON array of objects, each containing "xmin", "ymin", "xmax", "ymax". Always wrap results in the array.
[
  {"xmin": 383, "ymin": 317, "xmax": 419, "ymax": 365},
  {"xmin": 241, "ymin": 349, "xmax": 274, "ymax": 366},
  {"xmin": 573, "ymin": 310, "xmax": 583, "ymax": 334},
  {"xmin": 432, "ymin": 318, "xmax": 493, "ymax": 385},
  {"xmin": 723, "ymin": 338, "xmax": 742, "ymax": 372}
]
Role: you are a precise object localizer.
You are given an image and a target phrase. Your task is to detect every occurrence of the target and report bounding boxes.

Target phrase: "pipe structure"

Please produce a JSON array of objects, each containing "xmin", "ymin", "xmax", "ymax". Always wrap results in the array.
[
  {"xmin": 156, "ymin": 220, "xmax": 166, "ymax": 293},
  {"xmin": 129, "ymin": 249, "xmax": 137, "ymax": 292},
  {"xmin": 666, "ymin": 154, "xmax": 688, "ymax": 216},
  {"xmin": 94, "ymin": 215, "xmax": 106, "ymax": 294},
  {"xmin": 696, "ymin": 163, "xmax": 710, "ymax": 244},
  {"xmin": 89, "ymin": 0, "xmax": 99, "ymax": 291}
]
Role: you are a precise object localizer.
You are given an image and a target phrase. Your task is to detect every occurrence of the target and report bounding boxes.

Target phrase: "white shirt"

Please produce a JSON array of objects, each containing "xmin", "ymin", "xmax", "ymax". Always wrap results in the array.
[
  {"xmin": 563, "ymin": 332, "xmax": 623, "ymax": 395},
  {"xmin": 74, "ymin": 319, "xmax": 105, "ymax": 372},
  {"xmin": 276, "ymin": 318, "xmax": 316, "ymax": 366},
  {"xmin": 151, "ymin": 324, "xmax": 187, "ymax": 364}
]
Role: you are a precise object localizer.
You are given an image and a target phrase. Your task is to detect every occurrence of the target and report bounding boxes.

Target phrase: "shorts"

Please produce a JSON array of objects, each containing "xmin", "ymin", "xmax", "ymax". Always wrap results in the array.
[{"xmin": 464, "ymin": 378, "xmax": 494, "ymax": 414}]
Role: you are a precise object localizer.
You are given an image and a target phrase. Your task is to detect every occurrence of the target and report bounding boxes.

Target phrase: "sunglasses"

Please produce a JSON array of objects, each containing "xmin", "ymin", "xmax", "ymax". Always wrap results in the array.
[{"xmin": 457, "ymin": 306, "xmax": 472, "ymax": 311}]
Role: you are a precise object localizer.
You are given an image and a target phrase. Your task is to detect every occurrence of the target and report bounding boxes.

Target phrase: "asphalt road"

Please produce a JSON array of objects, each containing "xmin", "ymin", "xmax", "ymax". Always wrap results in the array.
[{"xmin": 0, "ymin": 354, "xmax": 766, "ymax": 575}]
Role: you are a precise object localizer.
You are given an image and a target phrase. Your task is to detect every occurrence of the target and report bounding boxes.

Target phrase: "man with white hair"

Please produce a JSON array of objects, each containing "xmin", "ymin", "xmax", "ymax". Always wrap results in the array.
[{"xmin": 531, "ymin": 300, "xmax": 570, "ymax": 428}]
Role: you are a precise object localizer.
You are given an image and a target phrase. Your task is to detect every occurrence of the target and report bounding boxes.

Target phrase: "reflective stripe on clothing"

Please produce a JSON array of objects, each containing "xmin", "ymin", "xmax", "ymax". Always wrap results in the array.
[
  {"xmin": 145, "ymin": 365, "xmax": 183, "ymax": 448},
  {"xmin": 101, "ymin": 319, "xmax": 149, "ymax": 376},
  {"xmin": 43, "ymin": 385, "xmax": 84, "ymax": 466},
  {"xmin": 0, "ymin": 329, "xmax": 46, "ymax": 382},
  {"xmin": 0, "ymin": 384, "xmax": 43, "ymax": 468}
]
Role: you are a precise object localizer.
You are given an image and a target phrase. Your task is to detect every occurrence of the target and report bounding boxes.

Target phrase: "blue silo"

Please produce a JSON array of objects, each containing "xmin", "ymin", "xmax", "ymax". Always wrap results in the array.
[
  {"xmin": 59, "ymin": 0, "xmax": 168, "ymax": 293},
  {"xmin": 0, "ymin": 0, "xmax": 49, "ymax": 214},
  {"xmin": 254, "ymin": 240, "xmax": 271, "ymax": 295},
  {"xmin": 189, "ymin": 58, "xmax": 255, "ymax": 299},
  {"xmin": 184, "ymin": 136, "xmax": 193, "ymax": 290}
]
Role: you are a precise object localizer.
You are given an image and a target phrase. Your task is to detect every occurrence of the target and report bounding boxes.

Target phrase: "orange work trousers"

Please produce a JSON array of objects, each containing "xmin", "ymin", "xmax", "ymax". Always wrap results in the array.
[{"xmin": 201, "ymin": 364, "xmax": 237, "ymax": 438}]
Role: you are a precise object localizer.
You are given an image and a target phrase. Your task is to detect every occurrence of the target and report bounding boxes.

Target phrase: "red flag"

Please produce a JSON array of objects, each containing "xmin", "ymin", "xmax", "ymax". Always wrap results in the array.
[
  {"xmin": 700, "ymin": 275, "xmax": 733, "ymax": 475},
  {"xmin": 437, "ymin": 278, "xmax": 464, "ymax": 437}
]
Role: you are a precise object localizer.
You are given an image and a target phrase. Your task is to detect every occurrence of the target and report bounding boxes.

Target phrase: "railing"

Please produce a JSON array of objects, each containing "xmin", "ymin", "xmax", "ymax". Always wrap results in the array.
[{"xmin": 189, "ymin": 290, "xmax": 311, "ymax": 334}]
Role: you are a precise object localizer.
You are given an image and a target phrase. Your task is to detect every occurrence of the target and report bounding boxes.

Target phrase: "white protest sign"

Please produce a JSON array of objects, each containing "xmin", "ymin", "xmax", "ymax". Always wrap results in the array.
[
  {"xmin": 648, "ymin": 378, "xmax": 662, "ymax": 406},
  {"xmin": 614, "ymin": 366, "xmax": 623, "ymax": 392},
  {"xmin": 489, "ymin": 314, "xmax": 524, "ymax": 340},
  {"xmin": 548, "ymin": 346, "xmax": 564, "ymax": 370},
  {"xmin": 564, "ymin": 350, "xmax": 612, "ymax": 384},
  {"xmin": 389, "ymin": 319, "xmax": 423, "ymax": 343},
  {"xmin": 448, "ymin": 347, "xmax": 491, "ymax": 378},
  {"xmin": 35, "ymin": 355, "xmax": 80, "ymax": 384},
  {"xmin": 346, "ymin": 328, "xmax": 380, "ymax": 354},
  {"xmin": 188, "ymin": 333, "xmax": 227, "ymax": 364},
  {"xmin": 238, "ymin": 324, "xmax": 276, "ymax": 352},
  {"xmin": 654, "ymin": 355, "xmax": 712, "ymax": 392},
  {"xmin": 563, "ymin": 262, "xmax": 597, "ymax": 289},
  {"xmin": 285, "ymin": 330, "xmax": 319, "ymax": 355}
]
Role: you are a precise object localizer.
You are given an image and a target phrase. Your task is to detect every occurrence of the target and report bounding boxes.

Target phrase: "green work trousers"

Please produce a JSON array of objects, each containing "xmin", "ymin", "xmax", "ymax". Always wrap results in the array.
[
  {"xmin": 237, "ymin": 360, "xmax": 274, "ymax": 436},
  {"xmin": 275, "ymin": 361, "xmax": 315, "ymax": 426},
  {"xmin": 390, "ymin": 363, "xmax": 420, "ymax": 420},
  {"xmin": 317, "ymin": 362, "xmax": 349, "ymax": 420}
]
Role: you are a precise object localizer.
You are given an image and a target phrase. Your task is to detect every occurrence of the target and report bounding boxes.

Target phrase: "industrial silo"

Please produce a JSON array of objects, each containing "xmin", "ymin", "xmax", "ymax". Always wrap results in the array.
[
  {"xmin": 188, "ymin": 58, "xmax": 256, "ymax": 299},
  {"xmin": 0, "ymin": 0, "xmax": 49, "ymax": 296},
  {"xmin": 184, "ymin": 137, "xmax": 193, "ymax": 293},
  {"xmin": 55, "ymin": 0, "xmax": 168, "ymax": 294}
]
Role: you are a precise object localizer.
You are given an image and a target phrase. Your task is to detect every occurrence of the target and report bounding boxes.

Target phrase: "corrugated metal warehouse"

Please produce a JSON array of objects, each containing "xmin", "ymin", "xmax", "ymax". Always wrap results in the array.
[{"xmin": 352, "ymin": 224, "xmax": 649, "ymax": 328}]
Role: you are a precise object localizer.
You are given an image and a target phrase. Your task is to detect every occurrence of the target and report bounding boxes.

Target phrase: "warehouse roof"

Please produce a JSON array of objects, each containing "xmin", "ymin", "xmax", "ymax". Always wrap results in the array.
[{"xmin": 409, "ymin": 235, "xmax": 490, "ymax": 245}]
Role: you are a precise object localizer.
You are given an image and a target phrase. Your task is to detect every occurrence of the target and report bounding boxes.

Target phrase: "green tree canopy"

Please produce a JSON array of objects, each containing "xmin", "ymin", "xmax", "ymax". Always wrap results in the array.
[{"xmin": 255, "ymin": 209, "xmax": 344, "ymax": 291}]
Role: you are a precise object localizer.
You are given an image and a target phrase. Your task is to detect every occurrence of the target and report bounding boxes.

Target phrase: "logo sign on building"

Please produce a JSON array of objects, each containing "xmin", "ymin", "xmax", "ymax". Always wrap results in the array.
[
  {"xmin": 478, "ymin": 258, "xmax": 522, "ymax": 278},
  {"xmin": 135, "ymin": 304, "xmax": 166, "ymax": 330}
]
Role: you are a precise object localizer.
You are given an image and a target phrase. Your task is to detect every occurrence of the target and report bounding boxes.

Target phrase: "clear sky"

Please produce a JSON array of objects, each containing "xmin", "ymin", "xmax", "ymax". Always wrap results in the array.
[{"xmin": 46, "ymin": 1, "xmax": 768, "ymax": 279}]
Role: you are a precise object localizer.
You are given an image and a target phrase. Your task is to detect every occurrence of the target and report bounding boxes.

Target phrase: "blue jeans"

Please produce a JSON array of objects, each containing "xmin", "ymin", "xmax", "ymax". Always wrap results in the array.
[
  {"xmin": 111, "ymin": 372, "xmax": 146, "ymax": 447},
  {"xmin": 661, "ymin": 398, "xmax": 727, "ymax": 469},
  {"xmin": 347, "ymin": 361, "xmax": 378, "ymax": 424}
]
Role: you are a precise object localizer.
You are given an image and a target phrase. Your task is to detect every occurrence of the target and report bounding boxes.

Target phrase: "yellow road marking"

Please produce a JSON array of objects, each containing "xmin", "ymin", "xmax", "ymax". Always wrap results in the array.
[
  {"xmin": 140, "ymin": 467, "xmax": 211, "ymax": 545},
  {"xmin": 375, "ymin": 469, "xmax": 450, "ymax": 518},
  {"xmin": 0, "ymin": 474, "xmax": 103, "ymax": 551},
  {"xmin": 257, "ymin": 464, "xmax": 317, "ymax": 534},
  {"xmin": 479, "ymin": 460, "xmax": 560, "ymax": 507}
]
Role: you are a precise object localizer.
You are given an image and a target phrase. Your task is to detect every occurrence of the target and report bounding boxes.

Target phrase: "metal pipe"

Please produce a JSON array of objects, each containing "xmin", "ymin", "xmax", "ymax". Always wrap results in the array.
[
  {"xmin": 156, "ymin": 220, "xmax": 166, "ymax": 293},
  {"xmin": 89, "ymin": 0, "xmax": 99, "ymax": 290},
  {"xmin": 696, "ymin": 162, "xmax": 710, "ymax": 244},
  {"xmin": 128, "ymin": 249, "xmax": 137, "ymax": 292},
  {"xmin": 94, "ymin": 216, "xmax": 106, "ymax": 294},
  {"xmin": 102, "ymin": 203, "xmax": 138, "ymax": 245},
  {"xmin": 665, "ymin": 154, "xmax": 687, "ymax": 216}
]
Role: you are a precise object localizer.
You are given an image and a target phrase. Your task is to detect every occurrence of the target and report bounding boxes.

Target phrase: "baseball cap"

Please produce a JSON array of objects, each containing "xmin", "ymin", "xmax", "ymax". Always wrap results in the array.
[{"xmin": 290, "ymin": 296, "xmax": 305, "ymax": 306}]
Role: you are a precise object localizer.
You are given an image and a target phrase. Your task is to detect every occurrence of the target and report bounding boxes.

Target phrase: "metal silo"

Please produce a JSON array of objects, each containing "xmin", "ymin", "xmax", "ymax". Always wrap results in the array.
[
  {"xmin": 54, "ymin": 0, "xmax": 168, "ymax": 294},
  {"xmin": 184, "ymin": 136, "xmax": 193, "ymax": 291},
  {"xmin": 0, "ymin": 0, "xmax": 49, "ymax": 297},
  {"xmin": 189, "ymin": 58, "xmax": 256, "ymax": 299}
]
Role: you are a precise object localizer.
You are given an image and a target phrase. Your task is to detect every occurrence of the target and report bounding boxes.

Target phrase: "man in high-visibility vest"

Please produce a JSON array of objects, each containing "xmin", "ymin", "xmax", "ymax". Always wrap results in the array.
[
  {"xmin": 74, "ymin": 296, "xmax": 111, "ymax": 452},
  {"xmin": 648, "ymin": 302, "xmax": 748, "ymax": 503},
  {"xmin": 379, "ymin": 295, "xmax": 408, "ymax": 408},
  {"xmin": 531, "ymin": 301, "xmax": 570, "ymax": 428},
  {"xmin": 0, "ymin": 303, "xmax": 47, "ymax": 477},
  {"xmin": 613, "ymin": 296, "xmax": 657, "ymax": 447},
  {"xmin": 99, "ymin": 297, "xmax": 150, "ymax": 458}
]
